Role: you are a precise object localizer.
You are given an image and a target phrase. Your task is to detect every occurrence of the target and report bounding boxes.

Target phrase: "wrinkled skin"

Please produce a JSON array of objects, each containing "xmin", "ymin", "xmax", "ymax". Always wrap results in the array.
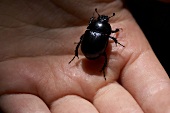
[{"xmin": 0, "ymin": 0, "xmax": 170, "ymax": 113}]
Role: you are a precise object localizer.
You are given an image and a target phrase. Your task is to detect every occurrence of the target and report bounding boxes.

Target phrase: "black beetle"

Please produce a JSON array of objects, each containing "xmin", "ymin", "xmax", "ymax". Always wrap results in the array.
[{"xmin": 69, "ymin": 8, "xmax": 124, "ymax": 80}]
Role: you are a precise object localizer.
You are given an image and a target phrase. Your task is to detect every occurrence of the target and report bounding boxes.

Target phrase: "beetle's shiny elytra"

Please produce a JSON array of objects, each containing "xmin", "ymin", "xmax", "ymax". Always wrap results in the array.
[{"xmin": 69, "ymin": 8, "xmax": 124, "ymax": 80}]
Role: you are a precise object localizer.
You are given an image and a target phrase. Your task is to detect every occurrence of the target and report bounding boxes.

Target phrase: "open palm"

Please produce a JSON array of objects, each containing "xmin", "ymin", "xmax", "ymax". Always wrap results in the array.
[{"xmin": 0, "ymin": 0, "xmax": 170, "ymax": 113}]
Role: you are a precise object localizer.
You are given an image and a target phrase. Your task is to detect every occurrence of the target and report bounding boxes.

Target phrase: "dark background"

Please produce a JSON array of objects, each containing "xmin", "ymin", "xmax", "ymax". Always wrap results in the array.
[{"xmin": 125, "ymin": 0, "xmax": 170, "ymax": 77}]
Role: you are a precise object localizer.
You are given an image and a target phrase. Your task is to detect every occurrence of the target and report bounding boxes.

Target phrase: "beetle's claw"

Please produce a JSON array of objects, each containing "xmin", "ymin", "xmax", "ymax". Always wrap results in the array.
[
  {"xmin": 118, "ymin": 42, "xmax": 125, "ymax": 47},
  {"xmin": 103, "ymin": 71, "xmax": 106, "ymax": 80}
]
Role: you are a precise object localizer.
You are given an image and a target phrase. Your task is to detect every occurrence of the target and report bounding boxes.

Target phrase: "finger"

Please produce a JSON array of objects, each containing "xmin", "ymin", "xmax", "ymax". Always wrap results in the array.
[
  {"xmin": 0, "ymin": 94, "xmax": 51, "ymax": 113},
  {"xmin": 122, "ymin": 49, "xmax": 170, "ymax": 113},
  {"xmin": 50, "ymin": 95, "xmax": 98, "ymax": 113},
  {"xmin": 93, "ymin": 83, "xmax": 143, "ymax": 113}
]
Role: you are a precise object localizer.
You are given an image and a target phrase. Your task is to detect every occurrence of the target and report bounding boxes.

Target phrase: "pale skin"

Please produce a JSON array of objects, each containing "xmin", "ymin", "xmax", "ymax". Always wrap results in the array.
[{"xmin": 0, "ymin": 0, "xmax": 170, "ymax": 113}]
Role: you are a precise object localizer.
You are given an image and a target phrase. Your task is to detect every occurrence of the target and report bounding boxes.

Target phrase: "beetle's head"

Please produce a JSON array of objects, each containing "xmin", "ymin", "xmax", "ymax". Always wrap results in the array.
[
  {"xmin": 95, "ymin": 8, "xmax": 115, "ymax": 23},
  {"xmin": 97, "ymin": 15, "xmax": 109, "ymax": 22}
]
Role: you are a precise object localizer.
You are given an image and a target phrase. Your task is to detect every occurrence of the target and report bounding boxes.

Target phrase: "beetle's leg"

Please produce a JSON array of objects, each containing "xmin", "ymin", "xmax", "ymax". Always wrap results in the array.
[
  {"xmin": 109, "ymin": 36, "xmax": 125, "ymax": 47},
  {"xmin": 89, "ymin": 12, "xmax": 95, "ymax": 24},
  {"xmin": 111, "ymin": 28, "xmax": 119, "ymax": 33},
  {"xmin": 101, "ymin": 52, "xmax": 107, "ymax": 80},
  {"xmin": 89, "ymin": 17, "xmax": 95, "ymax": 24},
  {"xmin": 68, "ymin": 36, "xmax": 83, "ymax": 64}
]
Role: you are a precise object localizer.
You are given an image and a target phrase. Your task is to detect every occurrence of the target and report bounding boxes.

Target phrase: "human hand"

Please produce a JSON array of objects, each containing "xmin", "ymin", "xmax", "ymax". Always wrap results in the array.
[{"xmin": 0, "ymin": 0, "xmax": 170, "ymax": 113}]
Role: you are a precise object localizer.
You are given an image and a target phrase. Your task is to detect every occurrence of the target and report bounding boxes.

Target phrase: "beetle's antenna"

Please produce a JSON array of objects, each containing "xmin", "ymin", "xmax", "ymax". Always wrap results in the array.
[
  {"xmin": 109, "ymin": 13, "xmax": 115, "ymax": 18},
  {"xmin": 95, "ymin": 8, "xmax": 100, "ymax": 16}
]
